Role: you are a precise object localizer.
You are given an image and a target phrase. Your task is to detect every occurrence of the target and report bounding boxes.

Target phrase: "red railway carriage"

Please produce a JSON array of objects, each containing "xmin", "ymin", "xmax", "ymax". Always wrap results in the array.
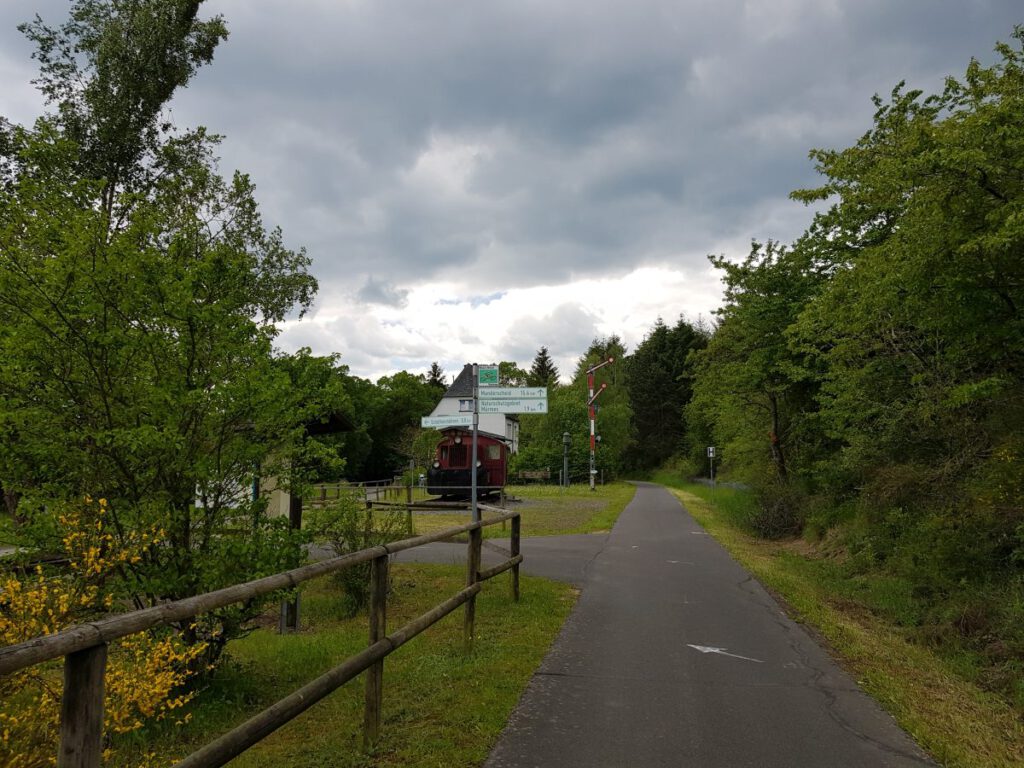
[{"xmin": 427, "ymin": 428, "xmax": 509, "ymax": 498}]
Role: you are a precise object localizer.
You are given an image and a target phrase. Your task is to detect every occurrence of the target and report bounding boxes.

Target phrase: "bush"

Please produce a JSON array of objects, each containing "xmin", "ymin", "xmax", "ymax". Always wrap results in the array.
[
  {"xmin": 751, "ymin": 482, "xmax": 805, "ymax": 538},
  {"xmin": 0, "ymin": 498, "xmax": 205, "ymax": 766},
  {"xmin": 305, "ymin": 490, "xmax": 412, "ymax": 616}
]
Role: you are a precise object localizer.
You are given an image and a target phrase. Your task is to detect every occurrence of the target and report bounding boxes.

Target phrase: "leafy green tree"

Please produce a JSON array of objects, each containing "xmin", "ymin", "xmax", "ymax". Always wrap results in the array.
[
  {"xmin": 0, "ymin": 0, "xmax": 332, "ymax": 663},
  {"xmin": 358, "ymin": 371, "xmax": 442, "ymax": 480},
  {"xmin": 516, "ymin": 337, "xmax": 633, "ymax": 480},
  {"xmin": 498, "ymin": 360, "xmax": 529, "ymax": 386},
  {"xmin": 16, "ymin": 1, "xmax": 228, "ymax": 222},
  {"xmin": 786, "ymin": 30, "xmax": 1024, "ymax": 572},
  {"xmin": 624, "ymin": 317, "xmax": 707, "ymax": 470},
  {"xmin": 527, "ymin": 346, "xmax": 560, "ymax": 387},
  {"xmin": 689, "ymin": 242, "xmax": 824, "ymax": 488}
]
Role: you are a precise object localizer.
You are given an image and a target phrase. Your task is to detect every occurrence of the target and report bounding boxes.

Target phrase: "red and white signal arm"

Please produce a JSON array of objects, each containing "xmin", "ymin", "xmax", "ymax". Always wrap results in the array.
[{"xmin": 707, "ymin": 446, "xmax": 716, "ymax": 458}]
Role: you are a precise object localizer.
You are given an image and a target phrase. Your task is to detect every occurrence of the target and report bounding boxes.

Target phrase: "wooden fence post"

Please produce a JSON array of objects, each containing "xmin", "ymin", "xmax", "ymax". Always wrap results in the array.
[
  {"xmin": 511, "ymin": 514, "xmax": 521, "ymax": 602},
  {"xmin": 464, "ymin": 526, "xmax": 482, "ymax": 652},
  {"xmin": 58, "ymin": 643, "xmax": 107, "ymax": 768},
  {"xmin": 363, "ymin": 554, "xmax": 388, "ymax": 749},
  {"xmin": 280, "ymin": 492, "xmax": 302, "ymax": 633}
]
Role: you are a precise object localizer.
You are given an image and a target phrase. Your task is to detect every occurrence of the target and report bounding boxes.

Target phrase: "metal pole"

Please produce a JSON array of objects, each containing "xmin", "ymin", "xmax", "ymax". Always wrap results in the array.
[
  {"xmin": 588, "ymin": 370, "xmax": 596, "ymax": 492},
  {"xmin": 584, "ymin": 357, "xmax": 613, "ymax": 493},
  {"xmin": 471, "ymin": 364, "xmax": 479, "ymax": 523},
  {"xmin": 562, "ymin": 432, "xmax": 570, "ymax": 490}
]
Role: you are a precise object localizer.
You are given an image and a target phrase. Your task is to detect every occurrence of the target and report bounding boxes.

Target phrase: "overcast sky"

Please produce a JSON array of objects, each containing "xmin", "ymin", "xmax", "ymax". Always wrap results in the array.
[{"xmin": 1, "ymin": 1, "xmax": 1020, "ymax": 383}]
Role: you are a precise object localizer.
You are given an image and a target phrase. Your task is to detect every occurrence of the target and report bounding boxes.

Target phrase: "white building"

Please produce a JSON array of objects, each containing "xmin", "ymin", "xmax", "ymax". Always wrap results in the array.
[{"xmin": 428, "ymin": 364, "xmax": 520, "ymax": 452}]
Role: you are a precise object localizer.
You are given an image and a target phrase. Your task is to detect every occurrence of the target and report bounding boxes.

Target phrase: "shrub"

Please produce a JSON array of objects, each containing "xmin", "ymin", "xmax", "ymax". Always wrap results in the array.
[
  {"xmin": 751, "ymin": 481, "xmax": 805, "ymax": 538},
  {"xmin": 0, "ymin": 498, "xmax": 205, "ymax": 767},
  {"xmin": 305, "ymin": 490, "xmax": 412, "ymax": 616}
]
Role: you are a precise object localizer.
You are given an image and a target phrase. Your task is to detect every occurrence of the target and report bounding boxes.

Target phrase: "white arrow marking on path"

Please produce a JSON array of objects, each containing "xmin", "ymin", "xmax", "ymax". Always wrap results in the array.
[{"xmin": 687, "ymin": 644, "xmax": 763, "ymax": 663}]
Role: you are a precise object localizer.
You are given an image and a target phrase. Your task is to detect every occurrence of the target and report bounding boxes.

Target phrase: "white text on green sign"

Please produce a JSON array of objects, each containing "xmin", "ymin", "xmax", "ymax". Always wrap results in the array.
[
  {"xmin": 479, "ymin": 399, "xmax": 548, "ymax": 414},
  {"xmin": 421, "ymin": 415, "xmax": 473, "ymax": 428},
  {"xmin": 478, "ymin": 387, "xmax": 547, "ymax": 399}
]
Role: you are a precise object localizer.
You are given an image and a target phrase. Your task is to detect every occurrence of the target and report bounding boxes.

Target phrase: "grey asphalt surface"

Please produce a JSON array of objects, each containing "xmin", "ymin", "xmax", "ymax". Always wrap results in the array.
[
  {"xmin": 475, "ymin": 482, "xmax": 935, "ymax": 768},
  {"xmin": 392, "ymin": 532, "xmax": 607, "ymax": 586}
]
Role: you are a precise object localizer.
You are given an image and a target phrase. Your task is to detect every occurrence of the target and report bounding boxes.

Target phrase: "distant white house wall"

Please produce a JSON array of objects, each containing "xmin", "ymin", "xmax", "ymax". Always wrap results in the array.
[
  {"xmin": 429, "ymin": 398, "xmax": 520, "ymax": 453},
  {"xmin": 427, "ymin": 364, "xmax": 520, "ymax": 453}
]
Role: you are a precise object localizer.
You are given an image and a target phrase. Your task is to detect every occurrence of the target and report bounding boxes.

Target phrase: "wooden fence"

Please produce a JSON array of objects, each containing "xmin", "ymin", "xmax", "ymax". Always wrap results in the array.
[
  {"xmin": 0, "ymin": 506, "xmax": 522, "ymax": 767},
  {"xmin": 310, "ymin": 478, "xmax": 423, "ymax": 506}
]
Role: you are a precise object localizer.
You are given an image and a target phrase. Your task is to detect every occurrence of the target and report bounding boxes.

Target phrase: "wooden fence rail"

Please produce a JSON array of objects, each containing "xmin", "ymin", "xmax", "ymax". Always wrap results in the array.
[{"xmin": 0, "ymin": 506, "xmax": 521, "ymax": 768}]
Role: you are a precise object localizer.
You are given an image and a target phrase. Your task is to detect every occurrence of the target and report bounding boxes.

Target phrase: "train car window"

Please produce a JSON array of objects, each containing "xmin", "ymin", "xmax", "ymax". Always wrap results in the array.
[
  {"xmin": 487, "ymin": 444, "xmax": 501, "ymax": 460},
  {"xmin": 440, "ymin": 446, "xmax": 449, "ymax": 462},
  {"xmin": 450, "ymin": 443, "xmax": 468, "ymax": 466}
]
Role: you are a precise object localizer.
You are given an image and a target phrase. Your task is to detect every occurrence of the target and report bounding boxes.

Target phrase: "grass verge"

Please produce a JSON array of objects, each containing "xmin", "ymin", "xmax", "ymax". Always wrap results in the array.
[
  {"xmin": 409, "ymin": 482, "xmax": 635, "ymax": 539},
  {"xmin": 108, "ymin": 563, "xmax": 575, "ymax": 767},
  {"xmin": 660, "ymin": 478, "xmax": 1024, "ymax": 768}
]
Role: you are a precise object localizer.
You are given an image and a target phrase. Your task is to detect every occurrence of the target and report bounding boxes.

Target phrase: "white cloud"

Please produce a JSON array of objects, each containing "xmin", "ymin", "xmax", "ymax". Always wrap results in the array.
[{"xmin": 277, "ymin": 263, "xmax": 724, "ymax": 382}]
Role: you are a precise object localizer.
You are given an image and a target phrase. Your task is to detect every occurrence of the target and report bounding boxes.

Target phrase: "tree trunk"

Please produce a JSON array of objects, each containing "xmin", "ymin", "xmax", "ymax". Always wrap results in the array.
[{"xmin": 767, "ymin": 394, "xmax": 788, "ymax": 482}]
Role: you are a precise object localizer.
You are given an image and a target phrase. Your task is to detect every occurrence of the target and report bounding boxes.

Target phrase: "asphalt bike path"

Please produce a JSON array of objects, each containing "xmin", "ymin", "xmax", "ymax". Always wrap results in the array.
[{"xmin": 479, "ymin": 482, "xmax": 934, "ymax": 768}]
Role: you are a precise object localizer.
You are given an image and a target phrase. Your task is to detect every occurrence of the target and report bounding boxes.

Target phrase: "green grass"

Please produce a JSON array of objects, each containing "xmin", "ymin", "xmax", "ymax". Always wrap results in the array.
[
  {"xmin": 409, "ymin": 482, "xmax": 636, "ymax": 539},
  {"xmin": 660, "ymin": 478, "xmax": 1024, "ymax": 768},
  {"xmin": 109, "ymin": 563, "xmax": 576, "ymax": 767}
]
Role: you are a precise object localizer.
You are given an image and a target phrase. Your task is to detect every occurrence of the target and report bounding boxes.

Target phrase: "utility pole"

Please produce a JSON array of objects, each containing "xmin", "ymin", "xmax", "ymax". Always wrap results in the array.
[{"xmin": 586, "ymin": 357, "xmax": 614, "ymax": 492}]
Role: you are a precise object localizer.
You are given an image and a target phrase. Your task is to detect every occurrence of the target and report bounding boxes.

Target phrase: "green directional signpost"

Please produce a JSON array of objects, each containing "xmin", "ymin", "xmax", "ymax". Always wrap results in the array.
[
  {"xmin": 479, "ymin": 398, "xmax": 548, "ymax": 414},
  {"xmin": 467, "ymin": 366, "xmax": 549, "ymax": 522},
  {"xmin": 478, "ymin": 386, "xmax": 548, "ymax": 414},
  {"xmin": 478, "ymin": 365, "xmax": 499, "ymax": 387}
]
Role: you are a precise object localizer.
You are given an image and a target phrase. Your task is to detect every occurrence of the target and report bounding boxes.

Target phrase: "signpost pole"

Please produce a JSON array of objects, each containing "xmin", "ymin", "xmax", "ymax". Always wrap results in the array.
[{"xmin": 471, "ymin": 364, "xmax": 479, "ymax": 523}]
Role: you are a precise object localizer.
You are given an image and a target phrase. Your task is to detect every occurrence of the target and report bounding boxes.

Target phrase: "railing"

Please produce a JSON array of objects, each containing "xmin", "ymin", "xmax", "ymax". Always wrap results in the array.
[
  {"xmin": 311, "ymin": 478, "xmax": 428, "ymax": 506},
  {"xmin": 0, "ymin": 506, "xmax": 522, "ymax": 768}
]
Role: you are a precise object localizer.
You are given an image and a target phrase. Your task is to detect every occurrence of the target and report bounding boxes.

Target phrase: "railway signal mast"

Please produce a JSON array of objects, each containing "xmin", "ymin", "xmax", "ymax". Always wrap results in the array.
[{"xmin": 586, "ymin": 357, "xmax": 614, "ymax": 491}]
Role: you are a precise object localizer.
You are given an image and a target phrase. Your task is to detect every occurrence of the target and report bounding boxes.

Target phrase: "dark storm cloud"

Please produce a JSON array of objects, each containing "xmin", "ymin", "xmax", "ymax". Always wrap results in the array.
[
  {"xmin": 355, "ymin": 276, "xmax": 409, "ymax": 307},
  {"xmin": 2, "ymin": 0, "xmax": 1021, "ymax": 370}
]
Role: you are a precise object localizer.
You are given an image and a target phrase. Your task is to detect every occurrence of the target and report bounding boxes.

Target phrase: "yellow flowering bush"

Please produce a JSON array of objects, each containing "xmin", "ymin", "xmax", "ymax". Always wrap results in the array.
[{"xmin": 0, "ymin": 498, "xmax": 205, "ymax": 767}]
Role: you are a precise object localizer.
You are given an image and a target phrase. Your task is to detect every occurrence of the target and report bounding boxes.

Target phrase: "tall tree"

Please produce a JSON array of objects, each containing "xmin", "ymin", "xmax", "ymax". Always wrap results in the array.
[
  {"xmin": 688, "ymin": 241, "xmax": 823, "ymax": 487},
  {"xmin": 0, "ymin": 0, "xmax": 328, "ymax": 663},
  {"xmin": 527, "ymin": 346, "xmax": 560, "ymax": 387},
  {"xmin": 625, "ymin": 317, "xmax": 707, "ymax": 470},
  {"xmin": 516, "ymin": 337, "xmax": 633, "ymax": 479},
  {"xmin": 784, "ymin": 32, "xmax": 1024, "ymax": 573},
  {"xmin": 426, "ymin": 361, "xmax": 447, "ymax": 391},
  {"xmin": 17, "ymin": 1, "xmax": 228, "ymax": 222}
]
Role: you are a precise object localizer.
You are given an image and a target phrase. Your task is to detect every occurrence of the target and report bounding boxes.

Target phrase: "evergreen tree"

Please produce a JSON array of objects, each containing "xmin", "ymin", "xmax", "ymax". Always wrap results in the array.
[
  {"xmin": 426, "ymin": 361, "xmax": 447, "ymax": 391},
  {"xmin": 528, "ymin": 346, "xmax": 560, "ymax": 387},
  {"xmin": 625, "ymin": 317, "xmax": 707, "ymax": 470}
]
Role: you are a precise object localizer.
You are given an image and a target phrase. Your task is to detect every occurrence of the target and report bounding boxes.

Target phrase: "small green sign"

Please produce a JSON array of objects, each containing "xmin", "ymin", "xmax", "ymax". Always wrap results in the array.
[{"xmin": 478, "ymin": 365, "xmax": 499, "ymax": 387}]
